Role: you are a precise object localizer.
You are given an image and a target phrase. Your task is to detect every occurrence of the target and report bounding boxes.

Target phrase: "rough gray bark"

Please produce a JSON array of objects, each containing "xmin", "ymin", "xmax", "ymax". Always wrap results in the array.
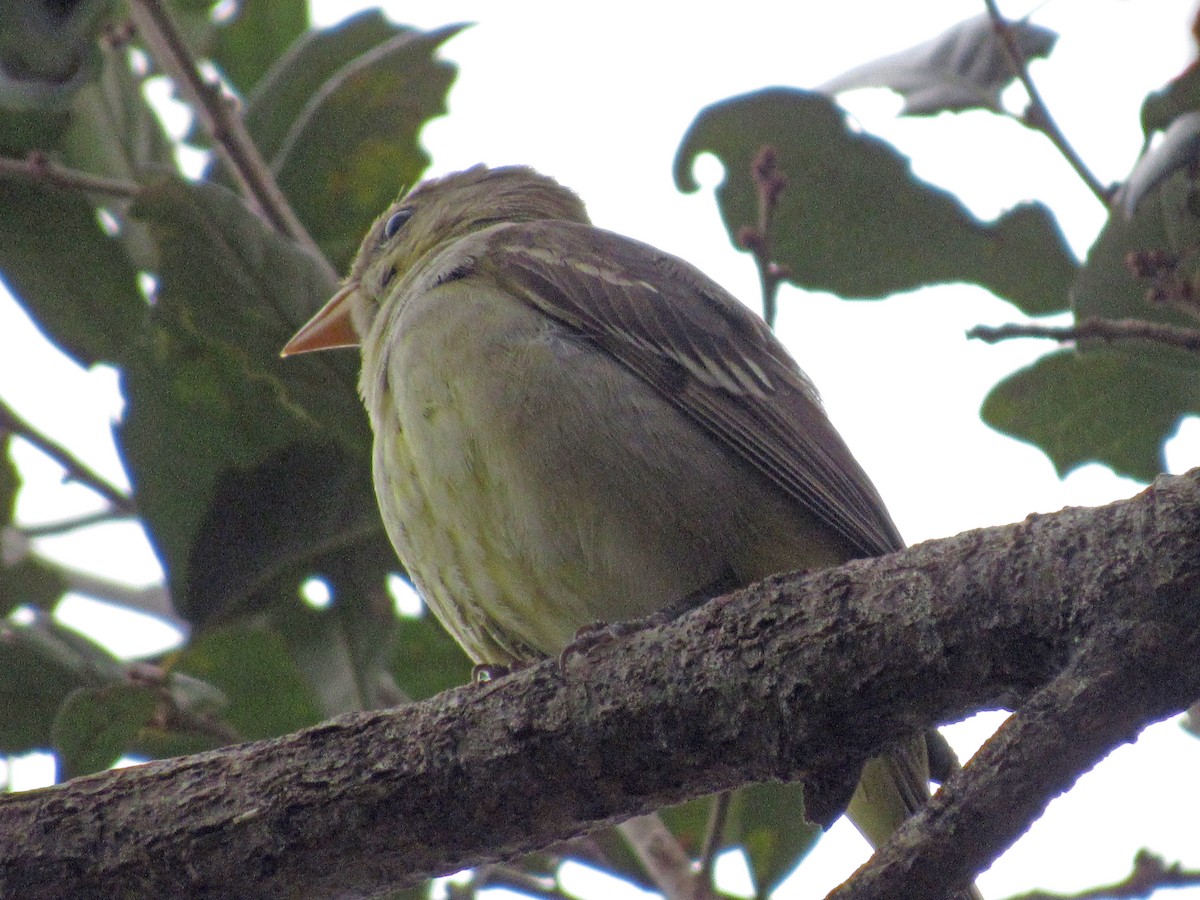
[{"xmin": 2, "ymin": 470, "xmax": 1199, "ymax": 899}]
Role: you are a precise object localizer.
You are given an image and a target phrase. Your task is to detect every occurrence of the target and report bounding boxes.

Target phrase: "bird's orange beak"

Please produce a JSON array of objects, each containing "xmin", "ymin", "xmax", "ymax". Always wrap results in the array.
[{"xmin": 280, "ymin": 282, "xmax": 361, "ymax": 356}]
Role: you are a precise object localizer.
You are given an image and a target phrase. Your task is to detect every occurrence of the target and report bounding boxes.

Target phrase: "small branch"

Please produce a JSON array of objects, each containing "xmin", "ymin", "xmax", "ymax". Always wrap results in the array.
[
  {"xmin": 0, "ymin": 152, "xmax": 141, "ymax": 198},
  {"xmin": 737, "ymin": 146, "xmax": 789, "ymax": 329},
  {"xmin": 126, "ymin": 0, "xmax": 337, "ymax": 284},
  {"xmin": 1002, "ymin": 849, "xmax": 1200, "ymax": 900},
  {"xmin": 983, "ymin": 0, "xmax": 1109, "ymax": 206},
  {"xmin": 967, "ymin": 317, "xmax": 1200, "ymax": 355},
  {"xmin": 21, "ymin": 509, "xmax": 134, "ymax": 538},
  {"xmin": 830, "ymin": 635, "xmax": 1180, "ymax": 900},
  {"xmin": 695, "ymin": 793, "xmax": 731, "ymax": 899},
  {"xmin": 618, "ymin": 814, "xmax": 700, "ymax": 900},
  {"xmin": 0, "ymin": 399, "xmax": 135, "ymax": 517}
]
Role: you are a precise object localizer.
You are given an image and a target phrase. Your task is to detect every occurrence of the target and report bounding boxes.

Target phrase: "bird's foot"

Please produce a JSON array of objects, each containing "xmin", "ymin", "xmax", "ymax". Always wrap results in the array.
[
  {"xmin": 558, "ymin": 611, "xmax": 679, "ymax": 669},
  {"xmin": 471, "ymin": 662, "xmax": 524, "ymax": 684}
]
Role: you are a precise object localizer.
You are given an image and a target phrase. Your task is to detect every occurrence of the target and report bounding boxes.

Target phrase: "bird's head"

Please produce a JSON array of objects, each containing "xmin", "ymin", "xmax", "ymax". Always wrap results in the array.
[{"xmin": 281, "ymin": 165, "xmax": 589, "ymax": 356}]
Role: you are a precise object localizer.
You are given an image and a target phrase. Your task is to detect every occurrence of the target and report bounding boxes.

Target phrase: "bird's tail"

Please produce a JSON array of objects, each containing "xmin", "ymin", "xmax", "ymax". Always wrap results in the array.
[{"xmin": 846, "ymin": 736, "xmax": 984, "ymax": 900}]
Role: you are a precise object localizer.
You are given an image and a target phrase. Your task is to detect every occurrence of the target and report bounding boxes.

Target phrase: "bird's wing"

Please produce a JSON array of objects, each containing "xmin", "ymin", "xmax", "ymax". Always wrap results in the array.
[{"xmin": 474, "ymin": 221, "xmax": 904, "ymax": 559}]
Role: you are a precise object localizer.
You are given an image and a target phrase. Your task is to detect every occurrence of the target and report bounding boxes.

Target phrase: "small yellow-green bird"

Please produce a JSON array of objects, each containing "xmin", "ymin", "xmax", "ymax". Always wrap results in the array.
[{"xmin": 284, "ymin": 165, "xmax": 970, "ymax": 891}]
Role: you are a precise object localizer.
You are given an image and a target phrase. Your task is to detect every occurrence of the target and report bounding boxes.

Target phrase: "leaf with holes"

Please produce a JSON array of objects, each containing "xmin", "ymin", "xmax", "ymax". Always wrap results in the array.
[{"xmin": 675, "ymin": 87, "xmax": 1076, "ymax": 314}]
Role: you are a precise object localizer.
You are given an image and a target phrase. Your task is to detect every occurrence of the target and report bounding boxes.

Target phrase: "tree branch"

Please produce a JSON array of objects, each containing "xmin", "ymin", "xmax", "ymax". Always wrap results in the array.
[
  {"xmin": 967, "ymin": 317, "xmax": 1200, "ymax": 355},
  {"xmin": 0, "ymin": 152, "xmax": 141, "ymax": 198},
  {"xmin": 3, "ymin": 470, "xmax": 1200, "ymax": 899},
  {"xmin": 125, "ymin": 0, "xmax": 337, "ymax": 285},
  {"xmin": 0, "ymin": 399, "xmax": 135, "ymax": 516}
]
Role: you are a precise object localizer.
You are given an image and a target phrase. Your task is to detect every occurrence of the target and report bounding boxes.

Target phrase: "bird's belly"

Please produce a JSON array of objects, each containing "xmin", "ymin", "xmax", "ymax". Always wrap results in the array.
[{"xmin": 367, "ymin": 288, "xmax": 843, "ymax": 664}]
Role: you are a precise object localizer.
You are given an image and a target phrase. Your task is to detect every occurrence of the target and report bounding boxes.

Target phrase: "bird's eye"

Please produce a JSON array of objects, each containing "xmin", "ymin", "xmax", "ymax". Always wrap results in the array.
[{"xmin": 383, "ymin": 208, "xmax": 413, "ymax": 241}]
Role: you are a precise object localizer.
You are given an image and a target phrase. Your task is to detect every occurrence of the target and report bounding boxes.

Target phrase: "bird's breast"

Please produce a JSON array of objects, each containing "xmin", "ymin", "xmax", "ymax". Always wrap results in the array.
[{"xmin": 363, "ymin": 278, "xmax": 846, "ymax": 664}]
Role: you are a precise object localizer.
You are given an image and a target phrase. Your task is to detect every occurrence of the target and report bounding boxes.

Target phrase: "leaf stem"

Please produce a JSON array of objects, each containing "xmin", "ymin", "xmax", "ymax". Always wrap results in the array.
[{"xmin": 983, "ymin": 0, "xmax": 1109, "ymax": 206}]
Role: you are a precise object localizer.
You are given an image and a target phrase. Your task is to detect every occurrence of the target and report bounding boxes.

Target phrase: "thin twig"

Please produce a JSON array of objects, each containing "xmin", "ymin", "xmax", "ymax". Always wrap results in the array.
[
  {"xmin": 617, "ymin": 814, "xmax": 699, "ymax": 900},
  {"xmin": 473, "ymin": 863, "xmax": 571, "ymax": 899},
  {"xmin": 21, "ymin": 509, "xmax": 135, "ymax": 538},
  {"xmin": 694, "ymin": 792, "xmax": 731, "ymax": 899},
  {"xmin": 967, "ymin": 316, "xmax": 1200, "ymax": 355},
  {"xmin": 737, "ymin": 146, "xmax": 789, "ymax": 329},
  {"xmin": 0, "ymin": 152, "xmax": 141, "ymax": 198},
  {"xmin": 1001, "ymin": 849, "xmax": 1200, "ymax": 900},
  {"xmin": 983, "ymin": 0, "xmax": 1109, "ymax": 206},
  {"xmin": 125, "ymin": 0, "xmax": 337, "ymax": 284},
  {"xmin": 0, "ymin": 400, "xmax": 135, "ymax": 516}
]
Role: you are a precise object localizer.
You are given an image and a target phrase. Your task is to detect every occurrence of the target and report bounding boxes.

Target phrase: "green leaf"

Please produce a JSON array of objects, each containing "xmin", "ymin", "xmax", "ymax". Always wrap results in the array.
[
  {"xmin": 0, "ymin": 635, "xmax": 79, "ymax": 752},
  {"xmin": 122, "ymin": 176, "xmax": 374, "ymax": 624},
  {"xmin": 981, "ymin": 348, "xmax": 1198, "ymax": 482},
  {"xmin": 0, "ymin": 557, "xmax": 67, "ymax": 617},
  {"xmin": 51, "ymin": 684, "xmax": 158, "ymax": 779},
  {"xmin": 185, "ymin": 441, "xmax": 383, "ymax": 627},
  {"xmin": 820, "ymin": 13, "xmax": 1057, "ymax": 116},
  {"xmin": 0, "ymin": 439, "xmax": 54, "ymax": 616},
  {"xmin": 1141, "ymin": 60, "xmax": 1200, "ymax": 136},
  {"xmin": 0, "ymin": 431, "xmax": 17, "ymax": 521},
  {"xmin": 270, "ymin": 22, "xmax": 466, "ymax": 270},
  {"xmin": 272, "ymin": 541, "xmax": 408, "ymax": 717},
  {"xmin": 1075, "ymin": 169, "xmax": 1200, "ymax": 329},
  {"xmin": 728, "ymin": 783, "xmax": 820, "ymax": 898},
  {"xmin": 173, "ymin": 625, "xmax": 324, "ymax": 739},
  {"xmin": 674, "ymin": 88, "xmax": 1076, "ymax": 315},
  {"xmin": 0, "ymin": 0, "xmax": 107, "ymax": 111},
  {"xmin": 61, "ymin": 42, "xmax": 177, "ymax": 188},
  {"xmin": 242, "ymin": 9, "xmax": 403, "ymax": 163},
  {"xmin": 0, "ymin": 36, "xmax": 172, "ymax": 300},
  {"xmin": 0, "ymin": 179, "xmax": 143, "ymax": 367},
  {"xmin": 211, "ymin": 0, "xmax": 309, "ymax": 96},
  {"xmin": 1008, "ymin": 160, "xmax": 1200, "ymax": 480},
  {"xmin": 0, "ymin": 614, "xmax": 125, "ymax": 753}
]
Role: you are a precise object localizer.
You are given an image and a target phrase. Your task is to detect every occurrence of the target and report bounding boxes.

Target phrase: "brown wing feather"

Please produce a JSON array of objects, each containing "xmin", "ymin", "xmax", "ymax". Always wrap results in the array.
[{"xmin": 480, "ymin": 221, "xmax": 904, "ymax": 559}]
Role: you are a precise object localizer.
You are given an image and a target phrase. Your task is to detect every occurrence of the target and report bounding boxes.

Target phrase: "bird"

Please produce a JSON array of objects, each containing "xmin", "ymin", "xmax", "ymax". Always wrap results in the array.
[{"xmin": 283, "ymin": 164, "xmax": 975, "ymax": 895}]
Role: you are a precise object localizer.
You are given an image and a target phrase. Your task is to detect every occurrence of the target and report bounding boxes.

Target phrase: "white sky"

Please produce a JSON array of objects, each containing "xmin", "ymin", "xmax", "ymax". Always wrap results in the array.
[{"xmin": 1, "ymin": 1, "xmax": 1198, "ymax": 898}]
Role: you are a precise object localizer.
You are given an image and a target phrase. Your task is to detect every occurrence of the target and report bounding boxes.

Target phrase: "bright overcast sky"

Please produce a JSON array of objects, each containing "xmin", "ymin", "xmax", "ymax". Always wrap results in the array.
[{"xmin": 2, "ymin": 1, "xmax": 1198, "ymax": 898}]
